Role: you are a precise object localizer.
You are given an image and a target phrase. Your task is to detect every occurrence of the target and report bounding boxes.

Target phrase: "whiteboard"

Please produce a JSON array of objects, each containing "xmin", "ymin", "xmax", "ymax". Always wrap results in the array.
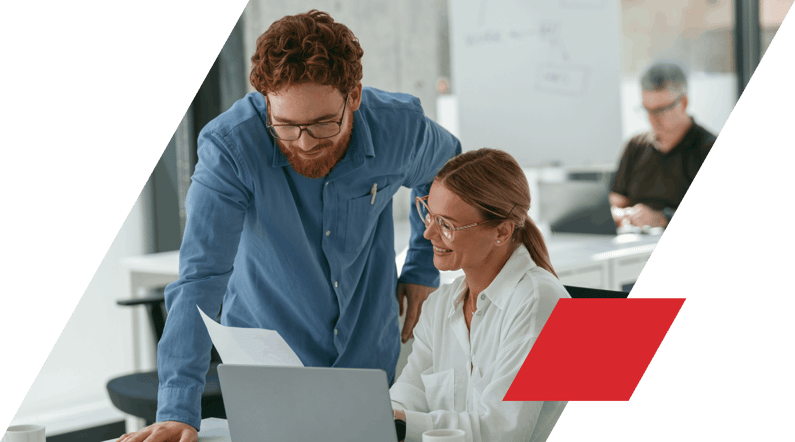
[{"xmin": 449, "ymin": 0, "xmax": 624, "ymax": 167}]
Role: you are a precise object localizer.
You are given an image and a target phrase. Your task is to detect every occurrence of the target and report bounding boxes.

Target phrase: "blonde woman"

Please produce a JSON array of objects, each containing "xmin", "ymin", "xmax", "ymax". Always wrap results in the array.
[{"xmin": 390, "ymin": 148, "xmax": 569, "ymax": 442}]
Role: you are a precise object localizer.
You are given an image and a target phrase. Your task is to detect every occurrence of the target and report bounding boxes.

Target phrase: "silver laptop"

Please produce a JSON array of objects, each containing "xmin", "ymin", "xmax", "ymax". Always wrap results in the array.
[{"xmin": 217, "ymin": 365, "xmax": 398, "ymax": 442}]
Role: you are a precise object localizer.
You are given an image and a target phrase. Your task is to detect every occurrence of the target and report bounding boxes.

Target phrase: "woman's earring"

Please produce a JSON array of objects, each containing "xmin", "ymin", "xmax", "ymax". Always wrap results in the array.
[{"xmin": 497, "ymin": 240, "xmax": 501, "ymax": 244}]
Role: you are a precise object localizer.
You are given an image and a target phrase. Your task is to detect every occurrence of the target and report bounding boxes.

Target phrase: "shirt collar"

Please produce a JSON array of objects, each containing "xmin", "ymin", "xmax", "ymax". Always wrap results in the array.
[
  {"xmin": 653, "ymin": 117, "xmax": 697, "ymax": 155},
  {"xmin": 353, "ymin": 109, "xmax": 375, "ymax": 157},
  {"xmin": 271, "ymin": 143, "xmax": 290, "ymax": 167},
  {"xmin": 446, "ymin": 245, "xmax": 538, "ymax": 318}
]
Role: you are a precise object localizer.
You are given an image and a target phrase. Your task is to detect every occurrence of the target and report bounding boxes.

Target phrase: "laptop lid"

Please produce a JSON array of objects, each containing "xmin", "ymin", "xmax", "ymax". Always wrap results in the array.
[
  {"xmin": 550, "ymin": 196, "xmax": 618, "ymax": 236},
  {"xmin": 218, "ymin": 365, "xmax": 398, "ymax": 442}
]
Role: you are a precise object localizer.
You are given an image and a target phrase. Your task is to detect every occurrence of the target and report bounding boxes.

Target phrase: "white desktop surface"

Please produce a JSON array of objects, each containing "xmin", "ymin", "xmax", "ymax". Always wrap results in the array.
[
  {"xmin": 121, "ymin": 231, "xmax": 659, "ymax": 285},
  {"xmin": 439, "ymin": 232, "xmax": 660, "ymax": 285},
  {"xmin": 120, "ymin": 229, "xmax": 660, "ymax": 311},
  {"xmin": 545, "ymin": 232, "xmax": 658, "ymax": 269}
]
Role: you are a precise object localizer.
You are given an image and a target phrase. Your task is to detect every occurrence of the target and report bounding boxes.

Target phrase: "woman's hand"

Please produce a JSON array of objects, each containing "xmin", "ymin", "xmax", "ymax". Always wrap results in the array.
[
  {"xmin": 393, "ymin": 409, "xmax": 407, "ymax": 442},
  {"xmin": 393, "ymin": 409, "xmax": 406, "ymax": 422}
]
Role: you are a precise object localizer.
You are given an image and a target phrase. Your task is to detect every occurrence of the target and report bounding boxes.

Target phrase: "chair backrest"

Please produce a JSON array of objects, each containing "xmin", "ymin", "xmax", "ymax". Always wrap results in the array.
[{"xmin": 563, "ymin": 285, "xmax": 629, "ymax": 299}]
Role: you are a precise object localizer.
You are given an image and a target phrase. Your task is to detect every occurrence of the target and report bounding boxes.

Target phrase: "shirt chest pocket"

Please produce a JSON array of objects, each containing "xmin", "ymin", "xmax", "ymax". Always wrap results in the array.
[
  {"xmin": 343, "ymin": 182, "xmax": 401, "ymax": 252},
  {"xmin": 420, "ymin": 368, "xmax": 455, "ymax": 412}
]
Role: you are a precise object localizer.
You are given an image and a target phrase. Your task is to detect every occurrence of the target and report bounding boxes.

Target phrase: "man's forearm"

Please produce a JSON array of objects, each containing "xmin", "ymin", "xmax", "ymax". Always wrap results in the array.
[{"xmin": 398, "ymin": 185, "xmax": 440, "ymax": 287}]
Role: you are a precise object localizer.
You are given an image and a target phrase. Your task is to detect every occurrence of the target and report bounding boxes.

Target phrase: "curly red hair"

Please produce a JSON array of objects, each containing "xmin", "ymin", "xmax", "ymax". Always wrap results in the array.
[{"xmin": 250, "ymin": 10, "xmax": 364, "ymax": 95}]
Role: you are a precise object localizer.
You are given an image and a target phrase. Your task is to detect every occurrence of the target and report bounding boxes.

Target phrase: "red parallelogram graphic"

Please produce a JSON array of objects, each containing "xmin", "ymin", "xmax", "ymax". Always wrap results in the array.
[{"xmin": 505, "ymin": 298, "xmax": 685, "ymax": 401}]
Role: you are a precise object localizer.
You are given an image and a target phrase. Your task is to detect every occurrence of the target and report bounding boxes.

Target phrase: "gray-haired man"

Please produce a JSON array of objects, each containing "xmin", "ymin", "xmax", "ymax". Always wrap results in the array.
[{"xmin": 610, "ymin": 62, "xmax": 716, "ymax": 228}]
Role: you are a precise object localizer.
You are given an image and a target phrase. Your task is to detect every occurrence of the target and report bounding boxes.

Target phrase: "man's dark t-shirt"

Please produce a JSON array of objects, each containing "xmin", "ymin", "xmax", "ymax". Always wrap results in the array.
[{"xmin": 611, "ymin": 119, "xmax": 716, "ymax": 212}]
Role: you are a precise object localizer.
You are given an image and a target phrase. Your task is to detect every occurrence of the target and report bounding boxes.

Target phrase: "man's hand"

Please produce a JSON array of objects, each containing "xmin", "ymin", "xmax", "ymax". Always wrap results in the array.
[
  {"xmin": 395, "ymin": 282, "xmax": 435, "ymax": 343},
  {"xmin": 609, "ymin": 192, "xmax": 632, "ymax": 227},
  {"xmin": 116, "ymin": 421, "xmax": 197, "ymax": 442},
  {"xmin": 611, "ymin": 206, "xmax": 630, "ymax": 227},
  {"xmin": 629, "ymin": 203, "xmax": 669, "ymax": 228}
]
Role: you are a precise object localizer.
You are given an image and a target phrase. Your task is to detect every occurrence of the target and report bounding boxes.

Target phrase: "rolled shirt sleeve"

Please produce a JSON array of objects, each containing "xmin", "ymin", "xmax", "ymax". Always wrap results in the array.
[
  {"xmin": 399, "ymin": 115, "xmax": 462, "ymax": 288},
  {"xmin": 156, "ymin": 129, "xmax": 252, "ymax": 428}
]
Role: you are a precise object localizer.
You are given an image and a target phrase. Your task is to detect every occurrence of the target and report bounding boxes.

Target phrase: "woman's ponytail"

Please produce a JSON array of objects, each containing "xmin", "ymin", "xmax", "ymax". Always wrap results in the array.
[{"xmin": 516, "ymin": 218, "xmax": 557, "ymax": 278}]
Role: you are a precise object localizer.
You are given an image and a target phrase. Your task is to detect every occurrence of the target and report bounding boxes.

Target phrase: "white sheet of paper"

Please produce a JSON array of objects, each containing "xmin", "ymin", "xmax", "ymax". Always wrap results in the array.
[{"xmin": 197, "ymin": 306, "xmax": 304, "ymax": 367}]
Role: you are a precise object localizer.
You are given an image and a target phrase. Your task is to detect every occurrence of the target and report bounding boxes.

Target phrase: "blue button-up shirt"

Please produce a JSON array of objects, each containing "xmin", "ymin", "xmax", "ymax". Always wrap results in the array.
[{"xmin": 156, "ymin": 87, "xmax": 462, "ymax": 428}]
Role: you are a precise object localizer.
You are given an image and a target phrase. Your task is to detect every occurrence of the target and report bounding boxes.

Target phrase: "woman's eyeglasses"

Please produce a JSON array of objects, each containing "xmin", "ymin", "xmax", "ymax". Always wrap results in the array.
[{"xmin": 415, "ymin": 196, "xmax": 493, "ymax": 241}]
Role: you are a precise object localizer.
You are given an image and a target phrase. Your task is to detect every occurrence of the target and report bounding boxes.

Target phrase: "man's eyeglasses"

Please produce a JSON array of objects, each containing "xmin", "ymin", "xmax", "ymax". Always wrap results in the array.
[
  {"xmin": 416, "ymin": 196, "xmax": 494, "ymax": 241},
  {"xmin": 267, "ymin": 94, "xmax": 348, "ymax": 141},
  {"xmin": 635, "ymin": 94, "xmax": 683, "ymax": 118}
]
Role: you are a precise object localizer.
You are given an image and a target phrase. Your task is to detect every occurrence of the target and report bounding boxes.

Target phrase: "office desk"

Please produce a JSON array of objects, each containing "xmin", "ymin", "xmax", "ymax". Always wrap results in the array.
[
  {"xmin": 122, "ymin": 234, "xmax": 659, "ymax": 291},
  {"xmin": 121, "ymin": 231, "xmax": 659, "ymax": 370},
  {"xmin": 102, "ymin": 418, "xmax": 231, "ymax": 442},
  {"xmin": 121, "ymin": 251, "xmax": 181, "ymax": 373},
  {"xmin": 117, "ymin": 231, "xmax": 659, "ymax": 431},
  {"xmin": 438, "ymin": 232, "xmax": 660, "ymax": 290},
  {"xmin": 540, "ymin": 232, "xmax": 660, "ymax": 290}
]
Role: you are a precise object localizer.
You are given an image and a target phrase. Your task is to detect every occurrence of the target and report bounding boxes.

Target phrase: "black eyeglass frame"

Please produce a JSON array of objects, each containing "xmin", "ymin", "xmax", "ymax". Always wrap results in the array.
[
  {"xmin": 635, "ymin": 94, "xmax": 684, "ymax": 118},
  {"xmin": 266, "ymin": 94, "xmax": 349, "ymax": 141}
]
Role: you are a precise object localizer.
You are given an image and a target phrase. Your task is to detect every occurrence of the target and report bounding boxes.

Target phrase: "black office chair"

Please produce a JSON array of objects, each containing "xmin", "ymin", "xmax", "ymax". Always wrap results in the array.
[
  {"xmin": 563, "ymin": 285, "xmax": 629, "ymax": 299},
  {"xmin": 106, "ymin": 289, "xmax": 226, "ymax": 426}
]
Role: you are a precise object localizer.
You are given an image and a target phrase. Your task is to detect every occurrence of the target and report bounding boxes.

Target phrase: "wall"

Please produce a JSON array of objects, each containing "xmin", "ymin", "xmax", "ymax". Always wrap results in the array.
[
  {"xmin": 242, "ymin": 0, "xmax": 442, "ymax": 119},
  {"xmin": 449, "ymin": 0, "xmax": 625, "ymax": 167}
]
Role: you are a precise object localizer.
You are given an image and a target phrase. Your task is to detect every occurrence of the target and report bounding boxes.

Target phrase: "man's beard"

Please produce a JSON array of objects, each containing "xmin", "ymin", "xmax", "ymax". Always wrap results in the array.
[{"xmin": 276, "ymin": 118, "xmax": 353, "ymax": 179}]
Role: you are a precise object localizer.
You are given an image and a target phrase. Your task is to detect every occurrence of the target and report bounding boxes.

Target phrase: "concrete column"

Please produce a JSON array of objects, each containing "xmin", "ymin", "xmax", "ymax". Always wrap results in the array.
[{"xmin": 241, "ymin": 0, "xmax": 443, "ymax": 120}]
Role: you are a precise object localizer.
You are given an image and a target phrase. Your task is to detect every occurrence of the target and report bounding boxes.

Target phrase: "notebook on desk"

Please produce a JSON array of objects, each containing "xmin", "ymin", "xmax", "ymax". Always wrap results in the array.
[{"xmin": 217, "ymin": 365, "xmax": 398, "ymax": 442}]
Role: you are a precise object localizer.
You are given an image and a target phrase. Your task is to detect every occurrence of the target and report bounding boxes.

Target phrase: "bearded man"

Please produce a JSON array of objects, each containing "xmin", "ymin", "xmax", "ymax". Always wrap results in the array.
[{"xmin": 119, "ymin": 10, "xmax": 460, "ymax": 442}]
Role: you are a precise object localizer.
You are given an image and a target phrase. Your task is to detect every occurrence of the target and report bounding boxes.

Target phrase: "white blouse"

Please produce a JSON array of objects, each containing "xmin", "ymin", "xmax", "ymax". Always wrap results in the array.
[{"xmin": 390, "ymin": 245, "xmax": 569, "ymax": 442}]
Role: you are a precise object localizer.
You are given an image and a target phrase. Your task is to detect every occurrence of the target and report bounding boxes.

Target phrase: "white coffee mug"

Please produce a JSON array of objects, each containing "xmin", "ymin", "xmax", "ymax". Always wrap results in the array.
[
  {"xmin": 422, "ymin": 428, "xmax": 466, "ymax": 442},
  {"xmin": 2, "ymin": 425, "xmax": 45, "ymax": 442}
]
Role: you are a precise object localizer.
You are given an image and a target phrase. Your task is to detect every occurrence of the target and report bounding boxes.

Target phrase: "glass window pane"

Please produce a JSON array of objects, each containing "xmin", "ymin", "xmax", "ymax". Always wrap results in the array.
[{"xmin": 619, "ymin": 0, "xmax": 736, "ymax": 140}]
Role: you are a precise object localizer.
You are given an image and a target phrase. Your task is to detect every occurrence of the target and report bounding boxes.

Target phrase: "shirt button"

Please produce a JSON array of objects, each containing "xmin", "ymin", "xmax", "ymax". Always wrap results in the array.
[
  {"xmin": 325, "ymin": 182, "xmax": 329, "ymax": 186},
  {"xmin": 334, "ymin": 328, "xmax": 338, "ymax": 335},
  {"xmin": 334, "ymin": 281, "xmax": 339, "ymax": 288},
  {"xmin": 326, "ymin": 230, "xmax": 331, "ymax": 236},
  {"xmin": 480, "ymin": 294, "xmax": 486, "ymax": 300}
]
